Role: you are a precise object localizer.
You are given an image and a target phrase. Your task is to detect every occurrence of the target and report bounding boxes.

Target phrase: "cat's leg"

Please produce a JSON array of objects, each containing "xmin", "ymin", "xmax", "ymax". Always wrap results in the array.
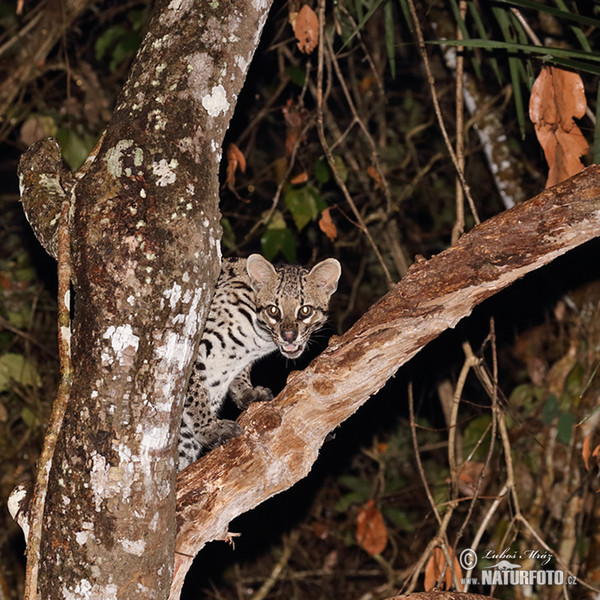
[
  {"xmin": 179, "ymin": 384, "xmax": 241, "ymax": 470},
  {"xmin": 228, "ymin": 365, "xmax": 273, "ymax": 410}
]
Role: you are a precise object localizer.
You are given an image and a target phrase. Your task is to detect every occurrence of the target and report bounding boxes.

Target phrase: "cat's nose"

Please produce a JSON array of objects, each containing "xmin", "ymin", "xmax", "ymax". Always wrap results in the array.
[{"xmin": 281, "ymin": 330, "xmax": 297, "ymax": 343}]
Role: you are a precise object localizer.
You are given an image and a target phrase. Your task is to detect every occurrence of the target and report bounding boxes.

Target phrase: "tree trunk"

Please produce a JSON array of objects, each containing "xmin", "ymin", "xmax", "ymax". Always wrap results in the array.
[
  {"xmin": 18, "ymin": 0, "xmax": 273, "ymax": 598},
  {"xmin": 171, "ymin": 165, "xmax": 600, "ymax": 598}
]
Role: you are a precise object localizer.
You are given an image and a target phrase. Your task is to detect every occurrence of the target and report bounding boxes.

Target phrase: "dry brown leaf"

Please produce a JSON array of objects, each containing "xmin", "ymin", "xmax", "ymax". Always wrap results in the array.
[
  {"xmin": 529, "ymin": 66, "xmax": 588, "ymax": 188},
  {"xmin": 456, "ymin": 461, "xmax": 488, "ymax": 497},
  {"xmin": 282, "ymin": 99, "xmax": 305, "ymax": 157},
  {"xmin": 311, "ymin": 520, "xmax": 329, "ymax": 540},
  {"xmin": 583, "ymin": 432, "xmax": 593, "ymax": 471},
  {"xmin": 356, "ymin": 500, "xmax": 387, "ymax": 556},
  {"xmin": 318, "ymin": 207, "xmax": 337, "ymax": 242},
  {"xmin": 290, "ymin": 172, "xmax": 309, "ymax": 185},
  {"xmin": 424, "ymin": 547, "xmax": 463, "ymax": 591},
  {"xmin": 376, "ymin": 442, "xmax": 389, "ymax": 454},
  {"xmin": 225, "ymin": 143, "xmax": 246, "ymax": 188},
  {"xmin": 293, "ymin": 5, "xmax": 319, "ymax": 54},
  {"xmin": 367, "ymin": 165, "xmax": 384, "ymax": 189}
]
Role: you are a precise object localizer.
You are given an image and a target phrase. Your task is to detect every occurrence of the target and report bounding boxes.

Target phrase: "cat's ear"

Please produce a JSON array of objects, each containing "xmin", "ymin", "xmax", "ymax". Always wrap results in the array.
[
  {"xmin": 247, "ymin": 254, "xmax": 277, "ymax": 292},
  {"xmin": 308, "ymin": 258, "xmax": 341, "ymax": 295}
]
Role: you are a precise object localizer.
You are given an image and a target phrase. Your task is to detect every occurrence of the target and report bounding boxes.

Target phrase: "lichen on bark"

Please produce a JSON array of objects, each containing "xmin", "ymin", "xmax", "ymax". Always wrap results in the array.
[{"xmin": 17, "ymin": 0, "xmax": 274, "ymax": 598}]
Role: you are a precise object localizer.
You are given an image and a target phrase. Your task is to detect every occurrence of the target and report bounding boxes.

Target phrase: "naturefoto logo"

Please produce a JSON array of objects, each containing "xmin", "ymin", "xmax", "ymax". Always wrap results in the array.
[{"xmin": 458, "ymin": 548, "xmax": 575, "ymax": 587}]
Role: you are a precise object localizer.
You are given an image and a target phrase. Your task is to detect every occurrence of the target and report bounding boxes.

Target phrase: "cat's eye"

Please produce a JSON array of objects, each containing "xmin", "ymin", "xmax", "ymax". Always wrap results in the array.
[
  {"xmin": 266, "ymin": 305, "xmax": 281, "ymax": 320},
  {"xmin": 299, "ymin": 305, "xmax": 314, "ymax": 318}
]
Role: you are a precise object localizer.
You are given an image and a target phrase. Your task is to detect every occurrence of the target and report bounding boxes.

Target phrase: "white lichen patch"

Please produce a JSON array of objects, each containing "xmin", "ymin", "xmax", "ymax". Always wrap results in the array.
[
  {"xmin": 102, "ymin": 324, "xmax": 140, "ymax": 367},
  {"xmin": 89, "ymin": 453, "xmax": 111, "ymax": 511},
  {"xmin": 62, "ymin": 579, "xmax": 92, "ymax": 600},
  {"xmin": 235, "ymin": 53, "xmax": 249, "ymax": 74},
  {"xmin": 120, "ymin": 538, "xmax": 146, "ymax": 556},
  {"xmin": 154, "ymin": 330, "xmax": 193, "ymax": 371},
  {"xmin": 163, "ymin": 282, "xmax": 182, "ymax": 310},
  {"xmin": 134, "ymin": 147, "xmax": 144, "ymax": 166},
  {"xmin": 104, "ymin": 140, "xmax": 134, "ymax": 178},
  {"xmin": 75, "ymin": 521, "xmax": 95, "ymax": 546},
  {"xmin": 202, "ymin": 84, "xmax": 230, "ymax": 117},
  {"xmin": 152, "ymin": 158, "xmax": 178, "ymax": 186}
]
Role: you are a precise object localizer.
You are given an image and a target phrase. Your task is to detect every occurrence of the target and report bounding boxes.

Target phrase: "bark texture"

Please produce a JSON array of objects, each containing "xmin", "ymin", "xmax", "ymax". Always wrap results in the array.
[
  {"xmin": 172, "ymin": 165, "xmax": 600, "ymax": 598},
  {"xmin": 18, "ymin": 0, "xmax": 273, "ymax": 598}
]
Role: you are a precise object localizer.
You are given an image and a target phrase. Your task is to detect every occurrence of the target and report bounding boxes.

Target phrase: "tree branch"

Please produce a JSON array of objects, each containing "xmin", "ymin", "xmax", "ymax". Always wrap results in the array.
[{"xmin": 172, "ymin": 165, "xmax": 600, "ymax": 598}]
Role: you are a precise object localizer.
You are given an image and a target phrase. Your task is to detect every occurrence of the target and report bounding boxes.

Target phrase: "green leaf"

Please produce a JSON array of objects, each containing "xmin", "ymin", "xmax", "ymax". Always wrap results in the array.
[
  {"xmin": 462, "ymin": 415, "xmax": 492, "ymax": 460},
  {"xmin": 338, "ymin": 475, "xmax": 373, "ymax": 495},
  {"xmin": 493, "ymin": 0, "xmax": 600, "ymax": 30},
  {"xmin": 340, "ymin": 0, "xmax": 388, "ymax": 51},
  {"xmin": 381, "ymin": 506, "xmax": 414, "ymax": 531},
  {"xmin": 128, "ymin": 8, "xmax": 148, "ymax": 31},
  {"xmin": 431, "ymin": 39, "xmax": 600, "ymax": 70},
  {"xmin": 21, "ymin": 406, "xmax": 40, "ymax": 429},
  {"xmin": 331, "ymin": 155, "xmax": 348, "ymax": 183},
  {"xmin": 541, "ymin": 394, "xmax": 559, "ymax": 425},
  {"xmin": 0, "ymin": 353, "xmax": 42, "ymax": 392},
  {"xmin": 334, "ymin": 491, "xmax": 369, "ymax": 513},
  {"xmin": 261, "ymin": 227, "xmax": 296, "ymax": 263},
  {"xmin": 467, "ymin": 0, "xmax": 499, "ymax": 82},
  {"xmin": 314, "ymin": 158, "xmax": 330, "ymax": 184},
  {"xmin": 109, "ymin": 34, "xmax": 142, "ymax": 72},
  {"xmin": 384, "ymin": 475, "xmax": 406, "ymax": 493},
  {"xmin": 95, "ymin": 25, "xmax": 128, "ymax": 61},
  {"xmin": 557, "ymin": 411, "xmax": 576, "ymax": 445},
  {"xmin": 284, "ymin": 185, "xmax": 321, "ymax": 231},
  {"xmin": 56, "ymin": 129, "xmax": 98, "ymax": 171},
  {"xmin": 564, "ymin": 363, "xmax": 585, "ymax": 399},
  {"xmin": 287, "ymin": 66, "xmax": 306, "ymax": 87}
]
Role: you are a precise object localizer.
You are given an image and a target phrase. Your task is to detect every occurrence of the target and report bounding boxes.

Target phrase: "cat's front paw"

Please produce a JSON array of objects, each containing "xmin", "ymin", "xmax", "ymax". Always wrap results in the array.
[
  {"xmin": 233, "ymin": 385, "xmax": 273, "ymax": 410},
  {"xmin": 203, "ymin": 419, "xmax": 242, "ymax": 450}
]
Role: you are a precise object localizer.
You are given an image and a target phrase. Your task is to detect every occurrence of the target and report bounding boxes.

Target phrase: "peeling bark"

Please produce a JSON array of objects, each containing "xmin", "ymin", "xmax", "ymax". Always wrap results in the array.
[
  {"xmin": 172, "ymin": 166, "xmax": 600, "ymax": 598},
  {"xmin": 18, "ymin": 0, "xmax": 274, "ymax": 599}
]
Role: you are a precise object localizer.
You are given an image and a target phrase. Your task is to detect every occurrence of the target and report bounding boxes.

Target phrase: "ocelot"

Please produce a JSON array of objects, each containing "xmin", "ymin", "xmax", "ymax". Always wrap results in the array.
[{"xmin": 178, "ymin": 254, "xmax": 341, "ymax": 470}]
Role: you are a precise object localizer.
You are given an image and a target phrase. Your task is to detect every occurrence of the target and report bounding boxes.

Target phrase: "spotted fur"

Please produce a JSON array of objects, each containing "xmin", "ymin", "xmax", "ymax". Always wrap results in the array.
[{"xmin": 178, "ymin": 254, "xmax": 341, "ymax": 470}]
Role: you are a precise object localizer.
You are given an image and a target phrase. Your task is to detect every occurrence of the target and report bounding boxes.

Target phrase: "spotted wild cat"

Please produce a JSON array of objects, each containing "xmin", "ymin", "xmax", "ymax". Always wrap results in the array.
[{"xmin": 178, "ymin": 254, "xmax": 341, "ymax": 470}]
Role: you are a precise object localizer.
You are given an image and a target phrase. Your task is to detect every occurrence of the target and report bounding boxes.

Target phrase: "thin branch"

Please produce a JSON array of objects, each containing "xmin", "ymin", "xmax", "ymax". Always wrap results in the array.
[
  {"xmin": 405, "ymin": 0, "xmax": 480, "ymax": 225},
  {"xmin": 452, "ymin": 0, "xmax": 467, "ymax": 244},
  {"xmin": 23, "ymin": 193, "xmax": 73, "ymax": 600},
  {"xmin": 315, "ymin": 0, "xmax": 394, "ymax": 288}
]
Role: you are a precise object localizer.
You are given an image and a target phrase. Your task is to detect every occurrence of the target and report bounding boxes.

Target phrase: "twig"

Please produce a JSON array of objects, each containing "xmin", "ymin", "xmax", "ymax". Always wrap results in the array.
[
  {"xmin": 405, "ymin": 0, "xmax": 480, "ymax": 226},
  {"xmin": 233, "ymin": 120, "xmax": 314, "ymax": 252},
  {"xmin": 447, "ymin": 348, "xmax": 478, "ymax": 499},
  {"xmin": 325, "ymin": 35, "xmax": 393, "ymax": 215},
  {"xmin": 454, "ymin": 335, "xmax": 499, "ymax": 554},
  {"xmin": 315, "ymin": 0, "xmax": 394, "ymax": 288},
  {"xmin": 0, "ymin": 316, "xmax": 55, "ymax": 357},
  {"xmin": 23, "ymin": 193, "xmax": 73, "ymax": 600},
  {"xmin": 250, "ymin": 531, "xmax": 299, "ymax": 600},
  {"xmin": 452, "ymin": 0, "xmax": 467, "ymax": 244},
  {"xmin": 406, "ymin": 384, "xmax": 461, "ymax": 592},
  {"xmin": 408, "ymin": 383, "xmax": 442, "ymax": 528}
]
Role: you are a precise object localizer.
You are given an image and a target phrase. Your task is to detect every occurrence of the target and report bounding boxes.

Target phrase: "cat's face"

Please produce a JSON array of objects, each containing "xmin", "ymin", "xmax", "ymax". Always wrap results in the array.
[{"xmin": 247, "ymin": 254, "xmax": 341, "ymax": 359}]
